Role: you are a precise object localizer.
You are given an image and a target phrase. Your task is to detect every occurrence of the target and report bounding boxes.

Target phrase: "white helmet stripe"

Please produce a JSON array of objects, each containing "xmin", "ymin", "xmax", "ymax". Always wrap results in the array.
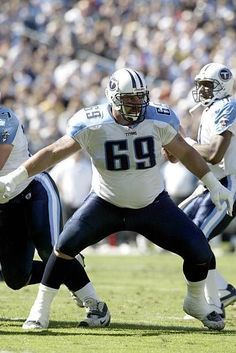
[{"xmin": 202, "ymin": 63, "xmax": 212, "ymax": 75}]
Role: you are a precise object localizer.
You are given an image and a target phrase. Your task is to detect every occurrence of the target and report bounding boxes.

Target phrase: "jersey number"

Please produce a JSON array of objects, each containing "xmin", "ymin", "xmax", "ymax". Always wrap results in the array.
[{"xmin": 105, "ymin": 137, "xmax": 156, "ymax": 170}]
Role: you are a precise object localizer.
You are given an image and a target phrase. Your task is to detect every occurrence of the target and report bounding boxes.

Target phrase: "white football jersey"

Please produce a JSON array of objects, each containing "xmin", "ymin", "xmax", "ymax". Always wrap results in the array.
[
  {"xmin": 0, "ymin": 106, "xmax": 33, "ymax": 203},
  {"xmin": 67, "ymin": 102, "xmax": 179, "ymax": 208},
  {"xmin": 198, "ymin": 96, "xmax": 236, "ymax": 179}
]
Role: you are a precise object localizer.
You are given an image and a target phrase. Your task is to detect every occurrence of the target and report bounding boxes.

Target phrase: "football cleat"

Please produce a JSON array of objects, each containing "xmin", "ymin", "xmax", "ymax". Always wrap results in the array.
[
  {"xmin": 78, "ymin": 298, "xmax": 111, "ymax": 328},
  {"xmin": 183, "ymin": 296, "xmax": 225, "ymax": 330},
  {"xmin": 22, "ymin": 320, "xmax": 48, "ymax": 330},
  {"xmin": 184, "ymin": 303, "xmax": 225, "ymax": 320},
  {"xmin": 201, "ymin": 311, "xmax": 225, "ymax": 330},
  {"xmin": 219, "ymin": 284, "xmax": 236, "ymax": 308}
]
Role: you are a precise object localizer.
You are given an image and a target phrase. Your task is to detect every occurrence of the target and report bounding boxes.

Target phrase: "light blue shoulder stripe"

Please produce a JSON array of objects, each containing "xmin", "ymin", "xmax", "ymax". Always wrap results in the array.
[
  {"xmin": 145, "ymin": 103, "xmax": 180, "ymax": 131},
  {"xmin": 215, "ymin": 100, "xmax": 236, "ymax": 133},
  {"xmin": 67, "ymin": 104, "xmax": 112, "ymax": 138},
  {"xmin": 0, "ymin": 106, "xmax": 19, "ymax": 144}
]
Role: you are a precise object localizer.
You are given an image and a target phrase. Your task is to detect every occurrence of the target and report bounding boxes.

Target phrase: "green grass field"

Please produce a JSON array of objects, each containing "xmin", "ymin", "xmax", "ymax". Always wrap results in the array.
[{"xmin": 0, "ymin": 252, "xmax": 236, "ymax": 353}]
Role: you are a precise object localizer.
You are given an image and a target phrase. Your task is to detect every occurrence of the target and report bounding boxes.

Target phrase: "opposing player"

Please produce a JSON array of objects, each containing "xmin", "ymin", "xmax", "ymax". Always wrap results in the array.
[
  {"xmin": 180, "ymin": 62, "xmax": 236, "ymax": 314},
  {"xmin": 0, "ymin": 68, "xmax": 233, "ymax": 331},
  {"xmin": 0, "ymin": 105, "xmax": 110, "ymax": 328}
]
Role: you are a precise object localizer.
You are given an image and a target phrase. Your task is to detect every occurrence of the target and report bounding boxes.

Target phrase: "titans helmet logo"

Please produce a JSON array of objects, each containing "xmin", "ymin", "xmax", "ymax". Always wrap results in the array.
[
  {"xmin": 109, "ymin": 77, "xmax": 118, "ymax": 91},
  {"xmin": 219, "ymin": 68, "xmax": 232, "ymax": 81}
]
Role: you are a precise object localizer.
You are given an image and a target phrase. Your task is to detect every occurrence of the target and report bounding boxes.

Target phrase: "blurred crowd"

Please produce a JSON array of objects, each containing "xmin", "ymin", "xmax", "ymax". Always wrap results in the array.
[{"xmin": 1, "ymin": 0, "xmax": 236, "ymax": 253}]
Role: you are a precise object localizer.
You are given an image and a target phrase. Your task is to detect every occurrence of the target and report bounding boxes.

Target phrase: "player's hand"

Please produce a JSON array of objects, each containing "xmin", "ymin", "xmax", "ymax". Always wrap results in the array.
[
  {"xmin": 201, "ymin": 172, "xmax": 234, "ymax": 216},
  {"xmin": 209, "ymin": 183, "xmax": 233, "ymax": 216},
  {"xmin": 0, "ymin": 177, "xmax": 7, "ymax": 194},
  {"xmin": 0, "ymin": 166, "xmax": 28, "ymax": 200},
  {"xmin": 0, "ymin": 175, "xmax": 16, "ymax": 199}
]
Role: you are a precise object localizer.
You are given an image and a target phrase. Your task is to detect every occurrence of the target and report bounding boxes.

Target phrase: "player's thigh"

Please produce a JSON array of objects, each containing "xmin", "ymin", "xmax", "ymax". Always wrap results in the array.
[
  {"xmin": 130, "ymin": 191, "xmax": 212, "ymax": 263},
  {"xmin": 56, "ymin": 192, "xmax": 124, "ymax": 256}
]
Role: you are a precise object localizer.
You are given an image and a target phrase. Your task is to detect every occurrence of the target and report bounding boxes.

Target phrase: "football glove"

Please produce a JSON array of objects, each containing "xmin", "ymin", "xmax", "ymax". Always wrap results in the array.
[
  {"xmin": 0, "ymin": 176, "xmax": 15, "ymax": 199},
  {"xmin": 201, "ymin": 172, "xmax": 233, "ymax": 216},
  {"xmin": 0, "ymin": 166, "xmax": 28, "ymax": 199}
]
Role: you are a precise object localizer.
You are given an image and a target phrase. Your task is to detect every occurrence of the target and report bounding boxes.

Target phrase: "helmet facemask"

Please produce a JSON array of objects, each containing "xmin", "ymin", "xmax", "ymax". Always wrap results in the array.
[
  {"xmin": 114, "ymin": 91, "xmax": 149, "ymax": 124},
  {"xmin": 192, "ymin": 79, "xmax": 221, "ymax": 107},
  {"xmin": 192, "ymin": 63, "xmax": 234, "ymax": 107}
]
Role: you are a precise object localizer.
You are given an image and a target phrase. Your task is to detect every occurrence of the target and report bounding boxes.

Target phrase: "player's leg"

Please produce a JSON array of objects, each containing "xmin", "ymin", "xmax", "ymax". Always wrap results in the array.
[
  {"xmin": 0, "ymin": 198, "xmax": 35, "ymax": 289},
  {"xmin": 23, "ymin": 192, "xmax": 122, "ymax": 329},
  {"xmin": 26, "ymin": 174, "xmax": 63, "ymax": 284},
  {"xmin": 127, "ymin": 191, "xmax": 224, "ymax": 330},
  {"xmin": 183, "ymin": 176, "xmax": 236, "ymax": 310}
]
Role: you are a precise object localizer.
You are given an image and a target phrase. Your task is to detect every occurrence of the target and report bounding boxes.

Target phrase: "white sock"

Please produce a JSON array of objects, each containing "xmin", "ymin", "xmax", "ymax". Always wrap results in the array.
[
  {"xmin": 26, "ymin": 284, "xmax": 58, "ymax": 324},
  {"xmin": 186, "ymin": 279, "xmax": 206, "ymax": 298},
  {"xmin": 73, "ymin": 282, "xmax": 100, "ymax": 304},
  {"xmin": 184, "ymin": 279, "xmax": 211, "ymax": 319},
  {"xmin": 186, "ymin": 279, "xmax": 210, "ymax": 307},
  {"xmin": 204, "ymin": 269, "xmax": 221, "ymax": 308},
  {"xmin": 214, "ymin": 270, "xmax": 228, "ymax": 290}
]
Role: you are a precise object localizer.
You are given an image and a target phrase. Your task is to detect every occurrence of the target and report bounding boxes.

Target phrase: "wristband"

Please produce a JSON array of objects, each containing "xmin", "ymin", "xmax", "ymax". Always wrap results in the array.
[
  {"xmin": 201, "ymin": 171, "xmax": 220, "ymax": 191},
  {"xmin": 8, "ymin": 165, "xmax": 29, "ymax": 186}
]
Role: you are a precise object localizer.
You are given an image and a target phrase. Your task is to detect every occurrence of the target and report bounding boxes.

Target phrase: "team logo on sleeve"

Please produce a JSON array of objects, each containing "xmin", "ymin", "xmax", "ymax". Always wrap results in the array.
[
  {"xmin": 2, "ymin": 130, "xmax": 9, "ymax": 142},
  {"xmin": 219, "ymin": 116, "xmax": 229, "ymax": 127}
]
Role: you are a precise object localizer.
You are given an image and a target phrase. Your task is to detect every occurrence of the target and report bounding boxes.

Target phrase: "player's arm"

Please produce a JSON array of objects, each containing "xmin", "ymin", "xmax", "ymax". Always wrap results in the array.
[
  {"xmin": 189, "ymin": 130, "xmax": 232, "ymax": 164},
  {"xmin": 0, "ymin": 144, "xmax": 13, "ymax": 170},
  {"xmin": 162, "ymin": 125, "xmax": 186, "ymax": 163},
  {"xmin": 164, "ymin": 133, "xmax": 209, "ymax": 179},
  {"xmin": 164, "ymin": 133, "xmax": 233, "ymax": 215},
  {"xmin": 0, "ymin": 135, "xmax": 81, "ymax": 197},
  {"xmin": 23, "ymin": 135, "xmax": 81, "ymax": 177}
]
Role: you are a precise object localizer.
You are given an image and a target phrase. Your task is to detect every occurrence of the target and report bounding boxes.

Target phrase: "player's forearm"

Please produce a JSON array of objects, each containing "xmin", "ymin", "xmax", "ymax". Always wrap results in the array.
[
  {"xmin": 23, "ymin": 135, "xmax": 79, "ymax": 177},
  {"xmin": 4, "ymin": 146, "xmax": 63, "ymax": 189},
  {"xmin": 184, "ymin": 137, "xmax": 212, "ymax": 160},
  {"xmin": 184, "ymin": 137, "xmax": 225, "ymax": 164},
  {"xmin": 179, "ymin": 147, "xmax": 210, "ymax": 180},
  {"xmin": 23, "ymin": 146, "xmax": 61, "ymax": 177},
  {"xmin": 191, "ymin": 143, "xmax": 215, "ymax": 163}
]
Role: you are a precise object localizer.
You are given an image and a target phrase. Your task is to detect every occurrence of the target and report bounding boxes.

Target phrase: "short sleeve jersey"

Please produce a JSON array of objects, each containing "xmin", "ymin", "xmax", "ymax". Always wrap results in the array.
[
  {"xmin": 67, "ymin": 102, "xmax": 179, "ymax": 208},
  {"xmin": 0, "ymin": 106, "xmax": 32, "ymax": 202},
  {"xmin": 198, "ymin": 96, "xmax": 236, "ymax": 179}
]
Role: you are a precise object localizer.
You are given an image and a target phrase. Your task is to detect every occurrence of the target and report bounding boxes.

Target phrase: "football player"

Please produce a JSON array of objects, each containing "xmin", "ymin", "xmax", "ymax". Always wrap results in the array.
[
  {"xmin": 0, "ymin": 105, "xmax": 110, "ymax": 328},
  {"xmin": 180, "ymin": 62, "xmax": 236, "ymax": 315},
  {"xmin": 0, "ymin": 68, "xmax": 233, "ymax": 331}
]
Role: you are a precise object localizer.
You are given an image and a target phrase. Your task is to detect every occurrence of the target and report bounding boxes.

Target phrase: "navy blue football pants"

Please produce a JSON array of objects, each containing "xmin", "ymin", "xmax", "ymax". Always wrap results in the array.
[
  {"xmin": 56, "ymin": 191, "xmax": 214, "ymax": 282},
  {"xmin": 0, "ymin": 172, "xmax": 62, "ymax": 289}
]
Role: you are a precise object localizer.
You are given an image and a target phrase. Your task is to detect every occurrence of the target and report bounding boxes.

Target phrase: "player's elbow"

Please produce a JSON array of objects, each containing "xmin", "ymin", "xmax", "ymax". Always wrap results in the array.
[{"xmin": 207, "ymin": 152, "xmax": 223, "ymax": 165}]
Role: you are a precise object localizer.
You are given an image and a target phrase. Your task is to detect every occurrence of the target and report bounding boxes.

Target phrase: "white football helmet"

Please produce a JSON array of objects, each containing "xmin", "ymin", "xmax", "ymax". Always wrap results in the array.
[
  {"xmin": 105, "ymin": 68, "xmax": 149, "ymax": 123},
  {"xmin": 192, "ymin": 63, "xmax": 234, "ymax": 107}
]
